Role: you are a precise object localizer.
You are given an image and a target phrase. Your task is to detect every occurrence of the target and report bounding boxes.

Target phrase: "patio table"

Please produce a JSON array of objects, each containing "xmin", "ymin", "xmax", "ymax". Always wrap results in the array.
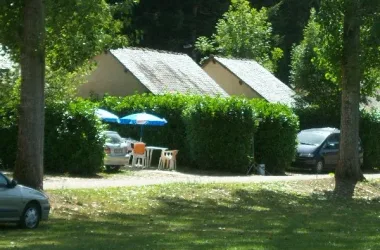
[{"xmin": 146, "ymin": 146, "xmax": 168, "ymax": 168}]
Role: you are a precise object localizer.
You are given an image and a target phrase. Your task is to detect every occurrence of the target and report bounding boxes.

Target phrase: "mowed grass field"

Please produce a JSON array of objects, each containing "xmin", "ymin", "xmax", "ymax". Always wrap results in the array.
[{"xmin": 1, "ymin": 178, "xmax": 380, "ymax": 250}]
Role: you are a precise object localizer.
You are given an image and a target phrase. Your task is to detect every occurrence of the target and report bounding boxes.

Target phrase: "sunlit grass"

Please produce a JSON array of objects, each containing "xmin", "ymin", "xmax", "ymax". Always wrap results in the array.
[{"xmin": 1, "ymin": 179, "xmax": 380, "ymax": 250}]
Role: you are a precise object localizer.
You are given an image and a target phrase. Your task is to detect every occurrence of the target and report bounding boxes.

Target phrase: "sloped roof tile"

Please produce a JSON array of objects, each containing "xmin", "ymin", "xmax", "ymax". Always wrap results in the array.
[
  {"xmin": 110, "ymin": 48, "xmax": 228, "ymax": 97},
  {"xmin": 212, "ymin": 56, "xmax": 296, "ymax": 106}
]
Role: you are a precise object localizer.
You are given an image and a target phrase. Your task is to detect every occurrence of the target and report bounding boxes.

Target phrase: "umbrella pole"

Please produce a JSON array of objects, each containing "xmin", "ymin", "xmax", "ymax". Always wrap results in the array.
[{"xmin": 140, "ymin": 125, "xmax": 143, "ymax": 142}]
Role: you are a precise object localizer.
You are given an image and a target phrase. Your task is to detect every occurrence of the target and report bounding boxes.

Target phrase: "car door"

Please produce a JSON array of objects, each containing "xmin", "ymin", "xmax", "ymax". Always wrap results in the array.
[
  {"xmin": 0, "ymin": 174, "xmax": 23, "ymax": 221},
  {"xmin": 321, "ymin": 133, "xmax": 340, "ymax": 168}
]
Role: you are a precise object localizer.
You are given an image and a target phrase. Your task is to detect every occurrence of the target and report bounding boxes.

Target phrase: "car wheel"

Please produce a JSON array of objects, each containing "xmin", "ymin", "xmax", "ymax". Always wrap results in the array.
[
  {"xmin": 20, "ymin": 202, "xmax": 40, "ymax": 229},
  {"xmin": 313, "ymin": 160, "xmax": 324, "ymax": 174}
]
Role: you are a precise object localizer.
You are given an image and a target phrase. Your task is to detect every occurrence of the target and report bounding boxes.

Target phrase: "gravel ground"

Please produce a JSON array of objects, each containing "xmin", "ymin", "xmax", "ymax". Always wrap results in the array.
[{"xmin": 43, "ymin": 168, "xmax": 380, "ymax": 190}]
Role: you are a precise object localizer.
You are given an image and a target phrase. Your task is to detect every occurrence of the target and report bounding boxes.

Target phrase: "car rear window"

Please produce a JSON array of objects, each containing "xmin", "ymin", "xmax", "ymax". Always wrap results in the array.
[{"xmin": 105, "ymin": 133, "xmax": 122, "ymax": 144}]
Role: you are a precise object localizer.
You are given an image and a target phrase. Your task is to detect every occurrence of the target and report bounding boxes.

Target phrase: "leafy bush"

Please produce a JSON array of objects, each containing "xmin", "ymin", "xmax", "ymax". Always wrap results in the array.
[
  {"xmin": 183, "ymin": 96, "xmax": 256, "ymax": 173},
  {"xmin": 44, "ymin": 100, "xmax": 105, "ymax": 175},
  {"xmin": 252, "ymin": 99, "xmax": 299, "ymax": 174}
]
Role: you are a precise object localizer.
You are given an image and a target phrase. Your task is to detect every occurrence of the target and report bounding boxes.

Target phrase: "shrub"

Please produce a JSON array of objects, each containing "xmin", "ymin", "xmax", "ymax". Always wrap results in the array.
[
  {"xmin": 251, "ymin": 99, "xmax": 299, "ymax": 174},
  {"xmin": 183, "ymin": 96, "xmax": 256, "ymax": 173},
  {"xmin": 44, "ymin": 100, "xmax": 105, "ymax": 175}
]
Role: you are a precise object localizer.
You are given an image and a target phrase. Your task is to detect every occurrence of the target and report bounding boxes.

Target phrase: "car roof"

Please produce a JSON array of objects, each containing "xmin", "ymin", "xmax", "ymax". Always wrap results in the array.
[
  {"xmin": 101, "ymin": 131, "xmax": 120, "ymax": 135},
  {"xmin": 299, "ymin": 127, "xmax": 340, "ymax": 136}
]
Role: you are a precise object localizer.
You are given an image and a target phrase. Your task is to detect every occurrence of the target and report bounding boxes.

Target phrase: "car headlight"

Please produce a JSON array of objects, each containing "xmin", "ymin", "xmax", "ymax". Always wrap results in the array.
[{"xmin": 299, "ymin": 153, "xmax": 314, "ymax": 157}]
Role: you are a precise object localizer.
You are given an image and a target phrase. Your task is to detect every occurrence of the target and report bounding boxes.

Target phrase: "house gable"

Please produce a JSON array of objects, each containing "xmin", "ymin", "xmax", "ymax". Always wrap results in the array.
[
  {"xmin": 203, "ymin": 56, "xmax": 296, "ymax": 106},
  {"xmin": 203, "ymin": 58, "xmax": 263, "ymax": 99},
  {"xmin": 78, "ymin": 52, "xmax": 148, "ymax": 98}
]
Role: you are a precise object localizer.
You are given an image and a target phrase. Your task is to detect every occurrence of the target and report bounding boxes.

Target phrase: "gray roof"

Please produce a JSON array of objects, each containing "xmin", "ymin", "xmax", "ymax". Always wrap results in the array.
[
  {"xmin": 211, "ymin": 56, "xmax": 296, "ymax": 106},
  {"xmin": 0, "ymin": 48, "xmax": 13, "ymax": 70},
  {"xmin": 109, "ymin": 48, "xmax": 228, "ymax": 96}
]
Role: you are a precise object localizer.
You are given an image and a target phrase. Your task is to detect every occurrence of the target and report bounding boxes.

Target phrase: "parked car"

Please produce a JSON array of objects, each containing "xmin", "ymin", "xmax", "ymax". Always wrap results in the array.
[
  {"xmin": 0, "ymin": 172, "xmax": 50, "ymax": 229},
  {"xmin": 292, "ymin": 127, "xmax": 364, "ymax": 173},
  {"xmin": 102, "ymin": 131, "xmax": 132, "ymax": 171}
]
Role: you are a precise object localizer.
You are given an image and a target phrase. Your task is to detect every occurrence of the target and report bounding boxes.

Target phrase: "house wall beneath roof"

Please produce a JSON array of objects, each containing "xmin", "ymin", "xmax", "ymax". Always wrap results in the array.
[
  {"xmin": 77, "ymin": 52, "xmax": 149, "ymax": 98},
  {"xmin": 203, "ymin": 61, "xmax": 263, "ymax": 99}
]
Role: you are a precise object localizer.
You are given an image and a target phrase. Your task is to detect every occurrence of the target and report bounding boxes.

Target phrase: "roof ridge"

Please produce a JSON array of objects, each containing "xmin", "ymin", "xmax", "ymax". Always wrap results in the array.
[
  {"xmin": 212, "ymin": 55, "xmax": 258, "ymax": 63},
  {"xmin": 111, "ymin": 47, "xmax": 188, "ymax": 56}
]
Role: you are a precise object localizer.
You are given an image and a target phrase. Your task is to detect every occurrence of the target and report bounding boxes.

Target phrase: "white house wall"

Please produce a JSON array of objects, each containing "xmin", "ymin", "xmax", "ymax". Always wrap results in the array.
[{"xmin": 78, "ymin": 52, "xmax": 149, "ymax": 98}]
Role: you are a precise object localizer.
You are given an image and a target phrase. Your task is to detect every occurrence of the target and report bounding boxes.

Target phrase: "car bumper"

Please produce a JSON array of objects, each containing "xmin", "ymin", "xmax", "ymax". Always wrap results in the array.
[
  {"xmin": 291, "ymin": 158, "xmax": 317, "ymax": 169},
  {"xmin": 104, "ymin": 155, "xmax": 130, "ymax": 166},
  {"xmin": 41, "ymin": 203, "xmax": 50, "ymax": 221}
]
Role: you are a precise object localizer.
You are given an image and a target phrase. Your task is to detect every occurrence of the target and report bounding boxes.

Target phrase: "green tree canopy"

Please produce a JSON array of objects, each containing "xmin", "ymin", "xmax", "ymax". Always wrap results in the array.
[
  {"xmin": 290, "ymin": 3, "xmax": 380, "ymax": 110},
  {"xmin": 195, "ymin": 0, "xmax": 283, "ymax": 72},
  {"xmin": 0, "ymin": 0, "xmax": 129, "ymax": 103}
]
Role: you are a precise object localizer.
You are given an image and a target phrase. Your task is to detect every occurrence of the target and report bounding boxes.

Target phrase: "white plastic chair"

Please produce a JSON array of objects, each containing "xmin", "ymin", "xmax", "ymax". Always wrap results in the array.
[{"xmin": 158, "ymin": 150, "xmax": 179, "ymax": 170}]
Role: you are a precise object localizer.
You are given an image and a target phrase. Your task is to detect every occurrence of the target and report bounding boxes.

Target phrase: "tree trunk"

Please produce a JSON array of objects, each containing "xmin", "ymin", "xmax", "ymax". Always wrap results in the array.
[
  {"xmin": 334, "ymin": 0, "xmax": 364, "ymax": 197},
  {"xmin": 14, "ymin": 0, "xmax": 45, "ymax": 190}
]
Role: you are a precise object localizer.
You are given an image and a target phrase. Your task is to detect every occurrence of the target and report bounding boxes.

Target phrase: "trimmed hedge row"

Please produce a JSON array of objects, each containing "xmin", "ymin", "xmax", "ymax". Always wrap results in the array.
[
  {"xmin": 99, "ymin": 94, "xmax": 299, "ymax": 174},
  {"xmin": 294, "ymin": 106, "xmax": 380, "ymax": 169},
  {"xmin": 0, "ymin": 93, "xmax": 299, "ymax": 175}
]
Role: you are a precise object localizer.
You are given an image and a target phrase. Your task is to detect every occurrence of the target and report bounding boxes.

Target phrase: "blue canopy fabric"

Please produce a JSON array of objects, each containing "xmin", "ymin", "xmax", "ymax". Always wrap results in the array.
[
  {"xmin": 120, "ymin": 112, "xmax": 167, "ymax": 141},
  {"xmin": 120, "ymin": 113, "xmax": 167, "ymax": 126},
  {"xmin": 95, "ymin": 109, "xmax": 120, "ymax": 123}
]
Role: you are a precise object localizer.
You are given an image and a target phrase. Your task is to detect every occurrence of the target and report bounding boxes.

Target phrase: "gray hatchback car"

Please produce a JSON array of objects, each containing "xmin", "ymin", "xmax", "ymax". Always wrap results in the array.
[{"xmin": 0, "ymin": 172, "xmax": 50, "ymax": 229}]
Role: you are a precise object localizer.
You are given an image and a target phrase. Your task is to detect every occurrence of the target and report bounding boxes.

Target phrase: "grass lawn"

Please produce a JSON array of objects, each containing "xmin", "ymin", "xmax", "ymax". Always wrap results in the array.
[{"xmin": 1, "ymin": 179, "xmax": 380, "ymax": 250}]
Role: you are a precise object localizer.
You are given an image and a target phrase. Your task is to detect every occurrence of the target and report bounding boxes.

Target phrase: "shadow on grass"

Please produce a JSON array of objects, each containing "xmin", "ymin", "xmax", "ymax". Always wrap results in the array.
[{"xmin": 1, "ymin": 186, "xmax": 380, "ymax": 250}]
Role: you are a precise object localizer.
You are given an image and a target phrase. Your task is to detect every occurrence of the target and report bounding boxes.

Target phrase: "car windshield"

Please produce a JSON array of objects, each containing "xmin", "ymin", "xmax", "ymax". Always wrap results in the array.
[
  {"xmin": 105, "ymin": 133, "xmax": 123, "ymax": 144},
  {"xmin": 297, "ymin": 131, "xmax": 327, "ymax": 146}
]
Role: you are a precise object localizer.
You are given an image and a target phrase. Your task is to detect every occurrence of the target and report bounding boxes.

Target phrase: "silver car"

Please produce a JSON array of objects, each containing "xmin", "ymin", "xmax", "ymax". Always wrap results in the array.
[
  {"xmin": 102, "ymin": 131, "xmax": 132, "ymax": 171},
  {"xmin": 0, "ymin": 172, "xmax": 50, "ymax": 229}
]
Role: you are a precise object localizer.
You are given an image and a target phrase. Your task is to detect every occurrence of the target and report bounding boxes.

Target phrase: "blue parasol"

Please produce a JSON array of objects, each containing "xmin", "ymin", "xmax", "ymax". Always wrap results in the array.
[
  {"xmin": 120, "ymin": 112, "xmax": 167, "ymax": 141},
  {"xmin": 95, "ymin": 108, "xmax": 120, "ymax": 123}
]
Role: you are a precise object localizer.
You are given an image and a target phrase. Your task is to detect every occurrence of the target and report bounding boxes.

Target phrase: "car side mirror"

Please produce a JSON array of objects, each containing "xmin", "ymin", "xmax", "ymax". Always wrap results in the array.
[{"xmin": 8, "ymin": 179, "xmax": 17, "ymax": 188}]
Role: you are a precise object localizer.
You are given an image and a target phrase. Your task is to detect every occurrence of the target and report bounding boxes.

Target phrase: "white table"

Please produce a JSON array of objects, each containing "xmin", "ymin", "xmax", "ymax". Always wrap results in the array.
[{"xmin": 146, "ymin": 146, "xmax": 168, "ymax": 168}]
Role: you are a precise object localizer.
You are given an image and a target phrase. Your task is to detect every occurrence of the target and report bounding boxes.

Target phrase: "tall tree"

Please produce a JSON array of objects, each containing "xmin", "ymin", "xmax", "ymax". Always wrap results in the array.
[
  {"xmin": 13, "ymin": 0, "xmax": 45, "ymax": 189},
  {"xmin": 195, "ymin": 0, "xmax": 283, "ymax": 72},
  {"xmin": 0, "ymin": 0, "xmax": 128, "ymax": 189},
  {"xmin": 335, "ymin": 0, "xmax": 364, "ymax": 195}
]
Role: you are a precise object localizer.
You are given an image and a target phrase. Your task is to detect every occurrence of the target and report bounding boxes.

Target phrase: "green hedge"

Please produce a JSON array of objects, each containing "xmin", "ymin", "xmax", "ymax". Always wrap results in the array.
[
  {"xmin": 251, "ymin": 99, "xmax": 299, "ymax": 174},
  {"xmin": 0, "ymin": 93, "xmax": 300, "ymax": 176},
  {"xmin": 44, "ymin": 100, "xmax": 105, "ymax": 175},
  {"xmin": 99, "ymin": 94, "xmax": 298, "ymax": 174},
  {"xmin": 183, "ymin": 96, "xmax": 256, "ymax": 173},
  {"xmin": 0, "ymin": 99, "xmax": 105, "ymax": 175}
]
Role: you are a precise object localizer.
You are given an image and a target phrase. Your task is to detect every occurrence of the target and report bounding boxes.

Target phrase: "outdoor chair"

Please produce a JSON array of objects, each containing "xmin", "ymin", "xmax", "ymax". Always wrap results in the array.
[
  {"xmin": 131, "ymin": 142, "xmax": 147, "ymax": 168},
  {"xmin": 158, "ymin": 150, "xmax": 179, "ymax": 170}
]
